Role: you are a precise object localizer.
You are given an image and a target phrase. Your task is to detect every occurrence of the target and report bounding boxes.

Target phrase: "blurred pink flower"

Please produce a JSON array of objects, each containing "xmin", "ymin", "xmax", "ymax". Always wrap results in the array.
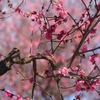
[
  {"xmin": 45, "ymin": 70, "xmax": 52, "ymax": 76},
  {"xmin": 59, "ymin": 9, "xmax": 67, "ymax": 17},
  {"xmin": 44, "ymin": 50, "xmax": 50, "ymax": 55},
  {"xmin": 90, "ymin": 29, "xmax": 97, "ymax": 34},
  {"xmin": 56, "ymin": 1, "xmax": 63, "ymax": 11},
  {"xmin": 57, "ymin": 30, "xmax": 66, "ymax": 40},
  {"xmin": 51, "ymin": 24, "xmax": 57, "ymax": 32},
  {"xmin": 29, "ymin": 77, "xmax": 34, "ymax": 84},
  {"xmin": 5, "ymin": 90, "xmax": 13, "ymax": 98},
  {"xmin": 72, "ymin": 67, "xmax": 78, "ymax": 71},
  {"xmin": 97, "ymin": 2, "xmax": 100, "ymax": 9},
  {"xmin": 39, "ymin": 11, "xmax": 43, "ymax": 18},
  {"xmin": 87, "ymin": 37, "xmax": 90, "ymax": 44},
  {"xmin": 58, "ymin": 67, "xmax": 69, "ymax": 76},
  {"xmin": 75, "ymin": 94, "xmax": 80, "ymax": 99},
  {"xmin": 45, "ymin": 28, "xmax": 52, "ymax": 40},
  {"xmin": 75, "ymin": 82, "xmax": 82, "ymax": 91},
  {"xmin": 16, "ymin": 96, "xmax": 23, "ymax": 100},
  {"xmin": 30, "ymin": 15, "xmax": 37, "ymax": 21},
  {"xmin": 90, "ymin": 53, "xmax": 98, "ymax": 64},
  {"xmin": 79, "ymin": 70, "xmax": 85, "ymax": 75},
  {"xmin": 45, "ymin": 32, "xmax": 52, "ymax": 40},
  {"xmin": 80, "ymin": 45, "xmax": 87, "ymax": 52}
]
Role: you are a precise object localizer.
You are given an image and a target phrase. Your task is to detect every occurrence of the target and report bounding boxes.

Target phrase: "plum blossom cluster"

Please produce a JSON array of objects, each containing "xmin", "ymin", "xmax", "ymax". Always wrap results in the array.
[
  {"xmin": 56, "ymin": 1, "xmax": 67, "ymax": 19},
  {"xmin": 80, "ymin": 45, "xmax": 87, "ymax": 52},
  {"xmin": 89, "ymin": 53, "xmax": 98, "ymax": 64},
  {"xmin": 75, "ymin": 78, "xmax": 100, "ymax": 92},
  {"xmin": 2, "ymin": 89, "xmax": 27, "ymax": 100},
  {"xmin": 3, "ymin": 86, "xmax": 32, "ymax": 100},
  {"xmin": 75, "ymin": 93, "xmax": 81, "ymax": 100},
  {"xmin": 29, "ymin": 1, "xmax": 68, "ymax": 40},
  {"xmin": 0, "ymin": 77, "xmax": 34, "ymax": 100}
]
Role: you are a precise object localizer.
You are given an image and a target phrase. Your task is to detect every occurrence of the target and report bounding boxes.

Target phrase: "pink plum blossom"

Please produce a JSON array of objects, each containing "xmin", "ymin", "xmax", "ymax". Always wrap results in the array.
[
  {"xmin": 5, "ymin": 90, "xmax": 13, "ymax": 98},
  {"xmin": 90, "ymin": 29, "xmax": 97, "ymax": 34},
  {"xmin": 80, "ymin": 45, "xmax": 87, "ymax": 52},
  {"xmin": 90, "ymin": 53, "xmax": 98, "ymax": 64},
  {"xmin": 58, "ymin": 67, "xmax": 69, "ymax": 76},
  {"xmin": 79, "ymin": 70, "xmax": 85, "ymax": 75},
  {"xmin": 16, "ymin": 96, "xmax": 23, "ymax": 100}
]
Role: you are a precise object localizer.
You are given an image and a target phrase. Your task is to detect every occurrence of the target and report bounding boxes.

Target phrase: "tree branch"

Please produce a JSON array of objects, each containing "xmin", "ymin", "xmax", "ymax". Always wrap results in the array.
[{"xmin": 0, "ymin": 48, "xmax": 57, "ymax": 76}]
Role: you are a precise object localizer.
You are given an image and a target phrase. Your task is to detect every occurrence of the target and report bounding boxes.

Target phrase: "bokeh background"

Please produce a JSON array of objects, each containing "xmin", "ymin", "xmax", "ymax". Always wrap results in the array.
[{"xmin": 0, "ymin": 0, "xmax": 100, "ymax": 100}]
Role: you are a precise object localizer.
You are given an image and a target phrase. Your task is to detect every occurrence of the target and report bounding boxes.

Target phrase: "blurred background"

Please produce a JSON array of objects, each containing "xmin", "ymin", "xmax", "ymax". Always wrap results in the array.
[{"xmin": 0, "ymin": 0, "xmax": 100, "ymax": 99}]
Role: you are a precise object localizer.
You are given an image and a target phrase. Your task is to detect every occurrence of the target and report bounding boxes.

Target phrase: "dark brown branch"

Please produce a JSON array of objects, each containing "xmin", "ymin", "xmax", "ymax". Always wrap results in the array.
[
  {"xmin": 67, "ymin": 16, "xmax": 100, "ymax": 68},
  {"xmin": 31, "ymin": 60, "xmax": 37, "ymax": 99},
  {"xmin": 0, "ymin": 48, "xmax": 20, "ymax": 76},
  {"xmin": 0, "ymin": 48, "xmax": 57, "ymax": 76},
  {"xmin": 78, "ymin": 46, "xmax": 100, "ymax": 54}
]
